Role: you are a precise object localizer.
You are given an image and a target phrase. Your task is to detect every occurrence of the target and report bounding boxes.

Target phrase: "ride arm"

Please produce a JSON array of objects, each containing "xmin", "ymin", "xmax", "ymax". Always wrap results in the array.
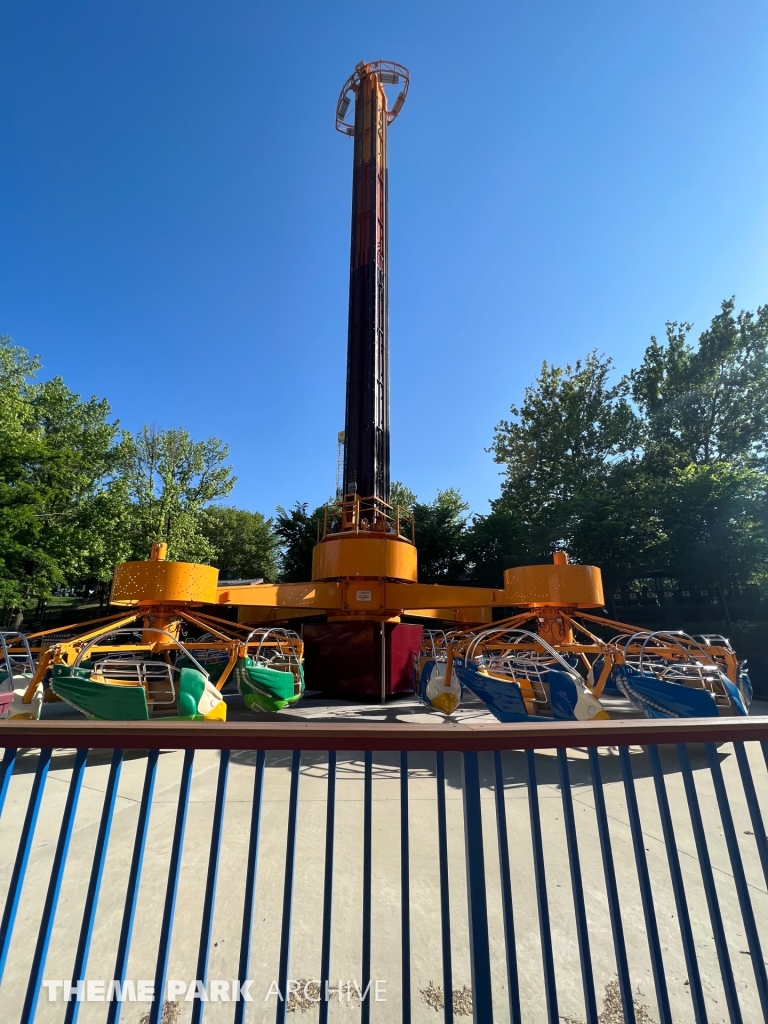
[
  {"xmin": 23, "ymin": 610, "xmax": 138, "ymax": 644},
  {"xmin": 592, "ymin": 652, "xmax": 615, "ymax": 699},
  {"xmin": 386, "ymin": 583, "xmax": 506, "ymax": 609},
  {"xmin": 404, "ymin": 607, "xmax": 495, "ymax": 625},
  {"xmin": 217, "ymin": 580, "xmax": 507, "ymax": 617},
  {"xmin": 217, "ymin": 582, "xmax": 342, "ymax": 609},
  {"xmin": 57, "ymin": 613, "xmax": 140, "ymax": 659},
  {"xmin": 214, "ymin": 645, "xmax": 241, "ymax": 692},
  {"xmin": 22, "ymin": 647, "xmax": 54, "ymax": 704},
  {"xmin": 177, "ymin": 610, "xmax": 233, "ymax": 642}
]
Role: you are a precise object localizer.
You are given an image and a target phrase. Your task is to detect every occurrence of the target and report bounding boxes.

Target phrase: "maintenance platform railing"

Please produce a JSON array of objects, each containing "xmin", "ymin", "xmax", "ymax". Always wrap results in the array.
[
  {"xmin": 1, "ymin": 718, "xmax": 768, "ymax": 1024},
  {"xmin": 318, "ymin": 494, "xmax": 415, "ymax": 542}
]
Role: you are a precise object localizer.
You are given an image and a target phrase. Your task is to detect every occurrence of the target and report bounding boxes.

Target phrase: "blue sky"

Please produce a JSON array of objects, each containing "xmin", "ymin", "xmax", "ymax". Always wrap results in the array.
[{"xmin": 1, "ymin": 0, "xmax": 767, "ymax": 518}]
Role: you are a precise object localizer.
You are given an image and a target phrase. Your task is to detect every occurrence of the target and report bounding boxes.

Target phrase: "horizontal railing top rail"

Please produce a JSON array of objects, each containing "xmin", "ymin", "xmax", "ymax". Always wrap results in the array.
[{"xmin": 1, "ymin": 715, "xmax": 768, "ymax": 751}]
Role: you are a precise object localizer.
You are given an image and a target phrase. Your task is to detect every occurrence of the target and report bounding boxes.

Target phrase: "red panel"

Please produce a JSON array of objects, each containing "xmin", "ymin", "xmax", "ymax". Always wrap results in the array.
[
  {"xmin": 387, "ymin": 623, "xmax": 423, "ymax": 695},
  {"xmin": 303, "ymin": 622, "xmax": 423, "ymax": 700}
]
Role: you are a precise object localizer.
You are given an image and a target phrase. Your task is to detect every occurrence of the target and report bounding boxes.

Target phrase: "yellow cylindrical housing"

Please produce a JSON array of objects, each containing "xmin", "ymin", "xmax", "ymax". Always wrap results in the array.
[
  {"xmin": 503, "ymin": 563, "xmax": 604, "ymax": 608},
  {"xmin": 111, "ymin": 560, "xmax": 219, "ymax": 606},
  {"xmin": 312, "ymin": 535, "xmax": 417, "ymax": 583}
]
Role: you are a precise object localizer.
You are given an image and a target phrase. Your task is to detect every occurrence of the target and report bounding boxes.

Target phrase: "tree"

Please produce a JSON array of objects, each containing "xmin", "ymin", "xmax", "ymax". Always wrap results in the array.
[
  {"xmin": 201, "ymin": 506, "xmax": 280, "ymax": 582},
  {"xmin": 413, "ymin": 489, "xmax": 471, "ymax": 583},
  {"xmin": 466, "ymin": 507, "xmax": 535, "ymax": 588},
  {"xmin": 31, "ymin": 376, "xmax": 134, "ymax": 596},
  {"xmin": 480, "ymin": 300, "xmax": 768, "ymax": 594},
  {"xmin": 631, "ymin": 300, "xmax": 768, "ymax": 588},
  {"xmin": 484, "ymin": 351, "xmax": 642, "ymax": 571},
  {"xmin": 492, "ymin": 350, "xmax": 639, "ymax": 494},
  {"xmin": 0, "ymin": 337, "xmax": 132, "ymax": 604},
  {"xmin": 631, "ymin": 300, "xmax": 768, "ymax": 469},
  {"xmin": 274, "ymin": 502, "xmax": 327, "ymax": 582},
  {"xmin": 655, "ymin": 464, "xmax": 768, "ymax": 590},
  {"xmin": 0, "ymin": 337, "xmax": 58, "ymax": 603},
  {"xmin": 125, "ymin": 426, "xmax": 235, "ymax": 562},
  {"xmin": 389, "ymin": 482, "xmax": 472, "ymax": 583},
  {"xmin": 390, "ymin": 481, "xmax": 417, "ymax": 511}
]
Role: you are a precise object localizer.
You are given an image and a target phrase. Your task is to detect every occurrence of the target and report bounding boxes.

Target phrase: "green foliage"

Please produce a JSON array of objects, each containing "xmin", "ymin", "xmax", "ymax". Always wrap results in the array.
[
  {"xmin": 274, "ymin": 501, "xmax": 326, "ymax": 582},
  {"xmin": 474, "ymin": 351, "xmax": 641, "ymax": 580},
  {"xmin": 202, "ymin": 506, "xmax": 280, "ymax": 582},
  {"xmin": 489, "ymin": 348, "xmax": 638, "ymax": 557},
  {"xmin": 0, "ymin": 337, "xmax": 57, "ymax": 602},
  {"xmin": 390, "ymin": 481, "xmax": 417, "ymax": 511},
  {"xmin": 0, "ymin": 337, "xmax": 131, "ymax": 602},
  {"xmin": 124, "ymin": 426, "xmax": 235, "ymax": 562},
  {"xmin": 413, "ymin": 488, "xmax": 471, "ymax": 584},
  {"xmin": 491, "ymin": 351, "xmax": 639, "ymax": 489},
  {"xmin": 478, "ymin": 299, "xmax": 768, "ymax": 592},
  {"xmin": 648, "ymin": 463, "xmax": 768, "ymax": 590},
  {"xmin": 631, "ymin": 299, "xmax": 768, "ymax": 469},
  {"xmin": 390, "ymin": 483, "xmax": 472, "ymax": 583},
  {"xmin": 31, "ymin": 376, "xmax": 134, "ymax": 591}
]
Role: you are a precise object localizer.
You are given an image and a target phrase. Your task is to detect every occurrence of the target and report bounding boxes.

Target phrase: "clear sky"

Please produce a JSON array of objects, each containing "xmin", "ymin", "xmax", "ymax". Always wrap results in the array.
[{"xmin": 1, "ymin": 1, "xmax": 767, "ymax": 518}]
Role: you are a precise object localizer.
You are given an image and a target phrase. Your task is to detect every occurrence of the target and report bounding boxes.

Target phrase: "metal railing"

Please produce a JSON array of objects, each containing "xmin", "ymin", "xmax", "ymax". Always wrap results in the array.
[
  {"xmin": 318, "ymin": 495, "xmax": 415, "ymax": 543},
  {"xmin": 1, "ymin": 717, "xmax": 768, "ymax": 1023}
]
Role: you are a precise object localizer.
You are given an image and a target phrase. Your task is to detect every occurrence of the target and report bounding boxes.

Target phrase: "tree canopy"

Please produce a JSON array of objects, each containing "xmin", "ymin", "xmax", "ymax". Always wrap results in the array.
[
  {"xmin": 125, "ymin": 425, "xmax": 235, "ymax": 562},
  {"xmin": 202, "ymin": 506, "xmax": 280, "ymax": 582},
  {"xmin": 473, "ymin": 298, "xmax": 768, "ymax": 593}
]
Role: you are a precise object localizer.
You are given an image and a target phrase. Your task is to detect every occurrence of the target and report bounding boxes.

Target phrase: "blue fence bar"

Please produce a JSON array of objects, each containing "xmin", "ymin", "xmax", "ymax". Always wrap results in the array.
[
  {"xmin": 647, "ymin": 744, "xmax": 708, "ymax": 1024},
  {"xmin": 526, "ymin": 748, "xmax": 558, "ymax": 1024},
  {"xmin": 0, "ymin": 747, "xmax": 52, "ymax": 982},
  {"xmin": 588, "ymin": 746, "xmax": 636, "ymax": 1024},
  {"xmin": 619, "ymin": 745, "xmax": 672, "ymax": 1024},
  {"xmin": 436, "ymin": 751, "xmax": 456, "ymax": 1024},
  {"xmin": 493, "ymin": 749, "xmax": 520, "ymax": 1024},
  {"xmin": 360, "ymin": 749, "xmax": 373, "ymax": 1024},
  {"xmin": 191, "ymin": 748, "xmax": 230, "ymax": 1024},
  {"xmin": 706, "ymin": 741, "xmax": 768, "ymax": 1020},
  {"xmin": 149, "ymin": 747, "xmax": 195, "ymax": 1024},
  {"xmin": 734, "ymin": 741, "xmax": 768, "ymax": 891},
  {"xmin": 557, "ymin": 748, "xmax": 598, "ymax": 1024},
  {"xmin": 65, "ymin": 748, "xmax": 123, "ymax": 1024},
  {"xmin": 234, "ymin": 748, "xmax": 265, "ymax": 1024},
  {"xmin": 106, "ymin": 747, "xmax": 158, "ymax": 1024},
  {"xmin": 1, "ymin": 717, "xmax": 768, "ymax": 1024},
  {"xmin": 677, "ymin": 742, "xmax": 742, "ymax": 1024},
  {"xmin": 400, "ymin": 750, "xmax": 412, "ymax": 1024},
  {"xmin": 318, "ymin": 750, "xmax": 336, "ymax": 1024},
  {"xmin": 0, "ymin": 746, "xmax": 17, "ymax": 819},
  {"xmin": 21, "ymin": 748, "xmax": 87, "ymax": 1023},
  {"xmin": 463, "ymin": 750, "xmax": 493, "ymax": 1024},
  {"xmin": 276, "ymin": 749, "xmax": 301, "ymax": 1024}
]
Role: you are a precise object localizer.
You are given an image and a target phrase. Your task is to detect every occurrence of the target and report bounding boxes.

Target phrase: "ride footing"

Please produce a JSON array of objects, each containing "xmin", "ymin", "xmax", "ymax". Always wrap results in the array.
[{"xmin": 303, "ymin": 622, "xmax": 423, "ymax": 700}]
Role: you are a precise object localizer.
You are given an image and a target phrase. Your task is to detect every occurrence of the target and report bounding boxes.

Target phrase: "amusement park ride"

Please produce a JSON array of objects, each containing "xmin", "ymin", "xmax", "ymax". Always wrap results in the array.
[{"xmin": 0, "ymin": 61, "xmax": 753, "ymax": 724}]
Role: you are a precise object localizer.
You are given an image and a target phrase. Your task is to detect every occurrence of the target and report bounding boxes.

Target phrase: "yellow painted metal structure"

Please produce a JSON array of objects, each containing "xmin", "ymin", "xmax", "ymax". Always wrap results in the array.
[
  {"xmin": 218, "ymin": 498, "xmax": 606, "ymax": 628},
  {"xmin": 219, "ymin": 577, "xmax": 508, "ymax": 620},
  {"xmin": 111, "ymin": 559, "xmax": 219, "ymax": 607},
  {"xmin": 220, "ymin": 493, "xmax": 507, "ymax": 623},
  {"xmin": 312, "ymin": 534, "xmax": 417, "ymax": 583},
  {"xmin": 503, "ymin": 557, "xmax": 604, "ymax": 609}
]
